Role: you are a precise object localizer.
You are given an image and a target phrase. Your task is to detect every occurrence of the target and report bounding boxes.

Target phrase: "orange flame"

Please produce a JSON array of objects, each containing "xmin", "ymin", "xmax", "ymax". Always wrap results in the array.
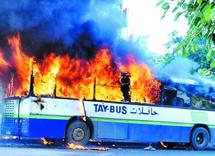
[
  {"xmin": 90, "ymin": 48, "xmax": 122, "ymax": 101},
  {"xmin": 119, "ymin": 55, "xmax": 161, "ymax": 103},
  {"xmin": 7, "ymin": 34, "xmax": 33, "ymax": 96},
  {"xmin": 41, "ymin": 137, "xmax": 54, "ymax": 145},
  {"xmin": 0, "ymin": 34, "xmax": 161, "ymax": 104},
  {"xmin": 0, "ymin": 52, "xmax": 9, "ymax": 67},
  {"xmin": 0, "ymin": 51, "xmax": 10, "ymax": 77},
  {"xmin": 67, "ymin": 143, "xmax": 109, "ymax": 150}
]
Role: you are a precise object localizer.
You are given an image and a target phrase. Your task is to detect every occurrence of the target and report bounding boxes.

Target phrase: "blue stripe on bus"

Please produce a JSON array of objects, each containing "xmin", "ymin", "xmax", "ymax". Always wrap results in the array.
[
  {"xmin": 20, "ymin": 118, "xmax": 191, "ymax": 143},
  {"xmin": 3, "ymin": 117, "xmax": 215, "ymax": 145},
  {"xmin": 20, "ymin": 118, "xmax": 68, "ymax": 138},
  {"xmin": 93, "ymin": 120, "xmax": 192, "ymax": 143}
]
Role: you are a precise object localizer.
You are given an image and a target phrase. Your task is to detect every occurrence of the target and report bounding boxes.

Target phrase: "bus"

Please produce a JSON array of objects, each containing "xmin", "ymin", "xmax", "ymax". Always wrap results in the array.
[{"xmin": 1, "ymin": 81, "xmax": 215, "ymax": 150}]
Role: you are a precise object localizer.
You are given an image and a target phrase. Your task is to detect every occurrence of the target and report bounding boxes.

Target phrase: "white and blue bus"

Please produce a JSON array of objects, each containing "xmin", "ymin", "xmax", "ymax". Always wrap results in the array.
[{"xmin": 1, "ymin": 82, "xmax": 215, "ymax": 150}]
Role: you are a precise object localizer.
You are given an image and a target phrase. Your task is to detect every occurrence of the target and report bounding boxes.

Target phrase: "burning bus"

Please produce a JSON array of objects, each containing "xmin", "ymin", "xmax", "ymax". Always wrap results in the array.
[
  {"xmin": 1, "ymin": 34, "xmax": 215, "ymax": 150},
  {"xmin": 2, "ymin": 76, "xmax": 215, "ymax": 150}
]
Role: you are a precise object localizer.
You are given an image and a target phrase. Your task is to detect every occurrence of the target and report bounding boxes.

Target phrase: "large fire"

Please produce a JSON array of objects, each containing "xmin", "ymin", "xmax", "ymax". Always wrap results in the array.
[{"xmin": 0, "ymin": 34, "xmax": 161, "ymax": 103}]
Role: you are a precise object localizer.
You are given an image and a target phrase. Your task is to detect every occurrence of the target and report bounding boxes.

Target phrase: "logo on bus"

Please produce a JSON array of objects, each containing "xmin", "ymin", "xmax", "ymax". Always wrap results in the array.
[
  {"xmin": 94, "ymin": 104, "xmax": 127, "ymax": 115},
  {"xmin": 93, "ymin": 104, "xmax": 159, "ymax": 116}
]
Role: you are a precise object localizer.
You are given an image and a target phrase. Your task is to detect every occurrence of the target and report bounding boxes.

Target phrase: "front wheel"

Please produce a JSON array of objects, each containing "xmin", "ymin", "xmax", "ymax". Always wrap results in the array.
[
  {"xmin": 66, "ymin": 120, "xmax": 90, "ymax": 146},
  {"xmin": 191, "ymin": 127, "xmax": 209, "ymax": 150}
]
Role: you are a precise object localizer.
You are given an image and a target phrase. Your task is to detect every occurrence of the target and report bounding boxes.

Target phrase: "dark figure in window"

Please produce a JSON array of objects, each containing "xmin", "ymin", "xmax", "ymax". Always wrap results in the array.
[
  {"xmin": 120, "ymin": 72, "xmax": 131, "ymax": 102},
  {"xmin": 163, "ymin": 89, "xmax": 177, "ymax": 105}
]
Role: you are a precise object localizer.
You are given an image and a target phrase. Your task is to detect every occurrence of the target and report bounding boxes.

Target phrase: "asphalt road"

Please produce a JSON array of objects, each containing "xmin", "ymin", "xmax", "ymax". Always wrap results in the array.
[
  {"xmin": 0, "ymin": 139, "xmax": 215, "ymax": 156},
  {"xmin": 1, "ymin": 146, "xmax": 215, "ymax": 156}
]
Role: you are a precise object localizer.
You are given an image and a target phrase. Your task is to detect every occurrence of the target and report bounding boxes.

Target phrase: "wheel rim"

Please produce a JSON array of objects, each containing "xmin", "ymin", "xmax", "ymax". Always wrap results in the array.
[
  {"xmin": 196, "ymin": 133, "xmax": 204, "ymax": 145},
  {"xmin": 72, "ymin": 127, "xmax": 85, "ymax": 141}
]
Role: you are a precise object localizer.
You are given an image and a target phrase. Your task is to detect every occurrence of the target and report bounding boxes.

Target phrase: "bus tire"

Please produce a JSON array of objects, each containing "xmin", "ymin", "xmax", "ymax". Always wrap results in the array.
[
  {"xmin": 191, "ymin": 127, "xmax": 209, "ymax": 150},
  {"xmin": 66, "ymin": 120, "xmax": 90, "ymax": 146}
]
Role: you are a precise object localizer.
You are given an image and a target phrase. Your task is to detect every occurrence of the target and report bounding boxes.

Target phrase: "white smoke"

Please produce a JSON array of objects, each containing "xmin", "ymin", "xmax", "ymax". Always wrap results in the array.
[
  {"xmin": 160, "ymin": 57, "xmax": 199, "ymax": 82},
  {"xmin": 158, "ymin": 57, "xmax": 215, "ymax": 99}
]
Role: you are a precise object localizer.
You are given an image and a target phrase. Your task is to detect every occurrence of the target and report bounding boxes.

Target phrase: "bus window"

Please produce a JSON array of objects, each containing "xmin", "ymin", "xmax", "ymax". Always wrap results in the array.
[
  {"xmin": 209, "ymin": 99, "xmax": 215, "ymax": 109},
  {"xmin": 163, "ymin": 89, "xmax": 191, "ymax": 107},
  {"xmin": 192, "ymin": 95, "xmax": 215, "ymax": 110},
  {"xmin": 176, "ymin": 91, "xmax": 191, "ymax": 107},
  {"xmin": 163, "ymin": 89, "xmax": 177, "ymax": 105}
]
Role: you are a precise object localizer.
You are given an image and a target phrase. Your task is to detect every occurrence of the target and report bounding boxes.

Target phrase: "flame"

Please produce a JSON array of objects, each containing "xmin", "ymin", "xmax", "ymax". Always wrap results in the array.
[
  {"xmin": 2, "ymin": 135, "xmax": 10, "ymax": 140},
  {"xmin": 67, "ymin": 143, "xmax": 109, "ymax": 151},
  {"xmin": 7, "ymin": 34, "xmax": 33, "ymax": 96},
  {"xmin": 34, "ymin": 53, "xmax": 61, "ymax": 96},
  {"xmin": 1, "ymin": 135, "xmax": 18, "ymax": 140},
  {"xmin": 0, "ymin": 51, "xmax": 10, "ymax": 77},
  {"xmin": 0, "ymin": 34, "xmax": 161, "ymax": 103},
  {"xmin": 91, "ymin": 49, "xmax": 122, "ymax": 101},
  {"xmin": 41, "ymin": 137, "xmax": 54, "ymax": 145},
  {"xmin": 119, "ymin": 55, "xmax": 161, "ymax": 103},
  {"xmin": 0, "ymin": 52, "xmax": 9, "ymax": 68}
]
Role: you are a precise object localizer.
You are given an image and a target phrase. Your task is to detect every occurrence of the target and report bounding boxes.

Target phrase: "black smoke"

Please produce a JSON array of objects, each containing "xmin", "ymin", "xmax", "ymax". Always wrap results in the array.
[{"xmin": 0, "ymin": 0, "xmax": 126, "ymax": 59}]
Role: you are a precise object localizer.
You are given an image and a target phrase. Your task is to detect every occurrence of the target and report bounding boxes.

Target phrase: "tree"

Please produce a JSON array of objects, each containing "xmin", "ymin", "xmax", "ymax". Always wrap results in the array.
[{"xmin": 157, "ymin": 0, "xmax": 215, "ymax": 76}]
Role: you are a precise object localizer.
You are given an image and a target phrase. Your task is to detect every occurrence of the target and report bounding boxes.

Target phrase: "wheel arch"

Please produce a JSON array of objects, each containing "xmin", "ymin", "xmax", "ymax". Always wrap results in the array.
[
  {"xmin": 190, "ymin": 124, "xmax": 211, "ymax": 142},
  {"xmin": 65, "ymin": 116, "xmax": 94, "ymax": 139}
]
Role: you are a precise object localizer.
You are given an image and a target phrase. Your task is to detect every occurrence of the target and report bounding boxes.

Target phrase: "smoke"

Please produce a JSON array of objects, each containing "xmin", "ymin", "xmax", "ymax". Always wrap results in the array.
[
  {"xmin": 158, "ymin": 57, "xmax": 215, "ymax": 99},
  {"xmin": 2, "ymin": 0, "xmax": 214, "ymax": 100},
  {"xmin": 0, "ymin": 0, "xmax": 126, "ymax": 59},
  {"xmin": 159, "ymin": 57, "xmax": 199, "ymax": 81}
]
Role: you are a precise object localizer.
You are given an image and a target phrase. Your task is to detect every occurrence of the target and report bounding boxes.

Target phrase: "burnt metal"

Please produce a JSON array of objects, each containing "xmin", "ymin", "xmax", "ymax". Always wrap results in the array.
[
  {"xmin": 28, "ymin": 69, "xmax": 35, "ymax": 97},
  {"xmin": 53, "ymin": 84, "xmax": 57, "ymax": 98},
  {"xmin": 93, "ymin": 77, "xmax": 96, "ymax": 100},
  {"xmin": 120, "ymin": 72, "xmax": 131, "ymax": 102},
  {"xmin": 33, "ymin": 96, "xmax": 45, "ymax": 111}
]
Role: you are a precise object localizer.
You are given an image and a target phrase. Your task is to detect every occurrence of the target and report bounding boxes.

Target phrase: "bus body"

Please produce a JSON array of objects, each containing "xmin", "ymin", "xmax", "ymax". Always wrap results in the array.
[{"xmin": 1, "ymin": 94, "xmax": 215, "ymax": 150}]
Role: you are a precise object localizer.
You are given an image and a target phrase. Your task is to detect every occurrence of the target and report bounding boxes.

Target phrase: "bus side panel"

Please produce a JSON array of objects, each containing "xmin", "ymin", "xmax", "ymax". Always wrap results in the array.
[
  {"xmin": 20, "ymin": 118, "xmax": 68, "ymax": 138},
  {"xmin": 19, "ymin": 97, "xmax": 82, "ymax": 139},
  {"xmin": 129, "ymin": 124, "xmax": 191, "ymax": 143},
  {"xmin": 93, "ymin": 120, "xmax": 128, "ymax": 140},
  {"xmin": 128, "ymin": 123, "xmax": 161, "ymax": 142},
  {"xmin": 91, "ymin": 119, "xmax": 191, "ymax": 143},
  {"xmin": 85, "ymin": 101, "xmax": 194, "ymax": 143},
  {"xmin": 160, "ymin": 125, "xmax": 191, "ymax": 142},
  {"xmin": 208, "ymin": 113, "xmax": 215, "ymax": 146},
  {"xmin": 209, "ymin": 128, "xmax": 215, "ymax": 145}
]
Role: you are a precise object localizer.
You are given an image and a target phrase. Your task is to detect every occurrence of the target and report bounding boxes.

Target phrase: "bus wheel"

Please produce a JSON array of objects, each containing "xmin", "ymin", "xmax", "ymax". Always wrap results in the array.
[
  {"xmin": 191, "ymin": 127, "xmax": 209, "ymax": 150},
  {"xmin": 66, "ymin": 120, "xmax": 90, "ymax": 146}
]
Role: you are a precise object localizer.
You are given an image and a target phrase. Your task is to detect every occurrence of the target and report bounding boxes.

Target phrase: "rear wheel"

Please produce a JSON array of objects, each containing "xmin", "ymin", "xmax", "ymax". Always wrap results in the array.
[
  {"xmin": 66, "ymin": 120, "xmax": 90, "ymax": 146},
  {"xmin": 191, "ymin": 127, "xmax": 209, "ymax": 150}
]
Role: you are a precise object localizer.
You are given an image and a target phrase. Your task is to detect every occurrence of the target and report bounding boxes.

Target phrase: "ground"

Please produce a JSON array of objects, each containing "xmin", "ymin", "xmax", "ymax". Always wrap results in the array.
[
  {"xmin": 1, "ymin": 146, "xmax": 215, "ymax": 156},
  {"xmin": 0, "ymin": 141, "xmax": 215, "ymax": 156}
]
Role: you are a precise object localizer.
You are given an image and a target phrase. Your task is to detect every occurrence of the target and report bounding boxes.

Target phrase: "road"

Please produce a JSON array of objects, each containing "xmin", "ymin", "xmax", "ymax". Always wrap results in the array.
[{"xmin": 0, "ymin": 146, "xmax": 215, "ymax": 156}]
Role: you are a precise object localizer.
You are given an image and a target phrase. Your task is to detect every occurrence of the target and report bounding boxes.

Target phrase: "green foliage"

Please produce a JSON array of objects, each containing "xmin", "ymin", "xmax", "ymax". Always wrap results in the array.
[
  {"xmin": 159, "ymin": 32, "xmax": 182, "ymax": 66},
  {"xmin": 158, "ymin": 0, "xmax": 215, "ymax": 77}
]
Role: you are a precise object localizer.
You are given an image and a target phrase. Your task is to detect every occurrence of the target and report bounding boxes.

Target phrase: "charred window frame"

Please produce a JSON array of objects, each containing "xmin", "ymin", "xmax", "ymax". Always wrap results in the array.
[{"xmin": 161, "ymin": 85, "xmax": 191, "ymax": 108}]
